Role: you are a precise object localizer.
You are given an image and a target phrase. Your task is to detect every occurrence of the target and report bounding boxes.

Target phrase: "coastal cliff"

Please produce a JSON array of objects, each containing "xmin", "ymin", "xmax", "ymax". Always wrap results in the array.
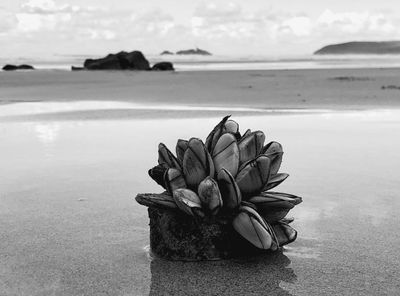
[{"xmin": 314, "ymin": 41, "xmax": 400, "ymax": 55}]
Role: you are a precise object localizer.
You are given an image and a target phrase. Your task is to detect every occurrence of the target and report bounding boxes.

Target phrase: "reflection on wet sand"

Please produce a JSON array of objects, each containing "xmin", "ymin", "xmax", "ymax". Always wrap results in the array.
[{"xmin": 149, "ymin": 251, "xmax": 296, "ymax": 296}]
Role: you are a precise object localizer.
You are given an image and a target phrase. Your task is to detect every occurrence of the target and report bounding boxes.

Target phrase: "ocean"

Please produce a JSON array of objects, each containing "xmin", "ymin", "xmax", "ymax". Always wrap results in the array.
[{"xmin": 3, "ymin": 54, "xmax": 400, "ymax": 71}]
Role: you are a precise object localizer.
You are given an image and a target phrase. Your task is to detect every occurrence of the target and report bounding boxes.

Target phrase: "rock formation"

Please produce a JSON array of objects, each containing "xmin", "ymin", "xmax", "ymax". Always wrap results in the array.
[
  {"xmin": 151, "ymin": 62, "xmax": 174, "ymax": 71},
  {"xmin": 73, "ymin": 50, "xmax": 174, "ymax": 71},
  {"xmin": 83, "ymin": 51, "xmax": 150, "ymax": 70}
]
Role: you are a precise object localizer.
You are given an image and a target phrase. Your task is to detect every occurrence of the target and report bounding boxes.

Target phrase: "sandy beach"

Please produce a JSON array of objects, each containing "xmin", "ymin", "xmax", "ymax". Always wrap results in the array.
[
  {"xmin": 1, "ymin": 68, "xmax": 400, "ymax": 295},
  {"xmin": 1, "ymin": 68, "xmax": 400, "ymax": 110}
]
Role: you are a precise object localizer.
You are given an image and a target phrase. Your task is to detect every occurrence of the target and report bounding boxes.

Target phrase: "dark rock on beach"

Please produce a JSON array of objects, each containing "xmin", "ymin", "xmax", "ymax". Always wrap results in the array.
[
  {"xmin": 71, "ymin": 66, "xmax": 85, "ymax": 71},
  {"xmin": 314, "ymin": 41, "xmax": 400, "ymax": 55},
  {"xmin": 151, "ymin": 62, "xmax": 174, "ymax": 71},
  {"xmin": 83, "ymin": 51, "xmax": 151, "ymax": 70},
  {"xmin": 176, "ymin": 48, "xmax": 212, "ymax": 55},
  {"xmin": 2, "ymin": 64, "xmax": 35, "ymax": 71},
  {"xmin": 74, "ymin": 50, "xmax": 175, "ymax": 71}
]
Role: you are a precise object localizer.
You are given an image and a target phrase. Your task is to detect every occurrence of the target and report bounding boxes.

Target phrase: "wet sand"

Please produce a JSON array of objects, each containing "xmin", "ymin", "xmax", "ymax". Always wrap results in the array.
[
  {"xmin": 1, "ymin": 68, "xmax": 400, "ymax": 109},
  {"xmin": 1, "ymin": 68, "xmax": 400, "ymax": 295},
  {"xmin": 1, "ymin": 106, "xmax": 400, "ymax": 295}
]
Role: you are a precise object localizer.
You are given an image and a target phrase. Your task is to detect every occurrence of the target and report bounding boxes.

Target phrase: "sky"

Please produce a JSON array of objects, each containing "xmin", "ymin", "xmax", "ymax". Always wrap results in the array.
[{"xmin": 1, "ymin": 0, "xmax": 400, "ymax": 58}]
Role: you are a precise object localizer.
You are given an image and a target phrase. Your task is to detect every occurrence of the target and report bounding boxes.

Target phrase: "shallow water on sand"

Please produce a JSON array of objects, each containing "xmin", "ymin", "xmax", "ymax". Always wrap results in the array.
[{"xmin": 1, "ymin": 105, "xmax": 400, "ymax": 295}]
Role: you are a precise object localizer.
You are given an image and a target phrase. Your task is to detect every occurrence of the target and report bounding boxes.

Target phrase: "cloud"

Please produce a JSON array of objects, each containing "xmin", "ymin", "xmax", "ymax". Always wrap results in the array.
[
  {"xmin": 15, "ymin": 0, "xmax": 120, "ymax": 40},
  {"xmin": 16, "ymin": 12, "xmax": 72, "ymax": 32},
  {"xmin": 191, "ymin": 2, "xmax": 261, "ymax": 39},
  {"xmin": 16, "ymin": 0, "xmax": 78, "ymax": 32},
  {"xmin": 278, "ymin": 16, "xmax": 312, "ymax": 37},
  {"xmin": 187, "ymin": 3, "xmax": 400, "ymax": 55},
  {"xmin": 0, "ymin": 8, "xmax": 18, "ymax": 34},
  {"xmin": 130, "ymin": 9, "xmax": 176, "ymax": 36},
  {"xmin": 76, "ymin": 28, "xmax": 115, "ymax": 40},
  {"xmin": 14, "ymin": 0, "xmax": 180, "ymax": 41},
  {"xmin": 191, "ymin": 2, "xmax": 400, "ymax": 40},
  {"xmin": 191, "ymin": 2, "xmax": 317, "ymax": 42},
  {"xmin": 194, "ymin": 2, "xmax": 242, "ymax": 22},
  {"xmin": 317, "ymin": 10, "xmax": 396, "ymax": 37},
  {"xmin": 3, "ymin": 0, "xmax": 400, "ymax": 57},
  {"xmin": 21, "ymin": 0, "xmax": 80, "ymax": 14}
]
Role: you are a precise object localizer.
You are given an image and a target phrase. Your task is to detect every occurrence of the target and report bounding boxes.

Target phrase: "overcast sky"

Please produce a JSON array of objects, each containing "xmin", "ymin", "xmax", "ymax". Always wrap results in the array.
[{"xmin": 1, "ymin": 0, "xmax": 400, "ymax": 58}]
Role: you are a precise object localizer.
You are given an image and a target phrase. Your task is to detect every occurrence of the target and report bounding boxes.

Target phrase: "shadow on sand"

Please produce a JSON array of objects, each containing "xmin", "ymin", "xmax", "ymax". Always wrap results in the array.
[{"xmin": 149, "ymin": 251, "xmax": 296, "ymax": 295}]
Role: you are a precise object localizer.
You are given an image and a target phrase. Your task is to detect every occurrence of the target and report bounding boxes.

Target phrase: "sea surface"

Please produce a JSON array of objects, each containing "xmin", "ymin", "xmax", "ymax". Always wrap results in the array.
[
  {"xmin": 1, "ymin": 103, "xmax": 399, "ymax": 295},
  {"xmin": 3, "ymin": 54, "xmax": 400, "ymax": 71}
]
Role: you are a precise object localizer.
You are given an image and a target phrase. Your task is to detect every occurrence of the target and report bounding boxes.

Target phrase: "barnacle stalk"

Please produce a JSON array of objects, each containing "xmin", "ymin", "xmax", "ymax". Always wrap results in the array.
[{"xmin": 136, "ymin": 116, "xmax": 302, "ymax": 257}]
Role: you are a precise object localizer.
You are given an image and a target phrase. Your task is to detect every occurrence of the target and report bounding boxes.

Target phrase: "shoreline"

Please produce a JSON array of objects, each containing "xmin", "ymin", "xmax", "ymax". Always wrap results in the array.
[
  {"xmin": 4, "ymin": 52, "xmax": 400, "ymax": 71},
  {"xmin": 1, "ymin": 100, "xmax": 400, "ymax": 122},
  {"xmin": 2, "ymin": 97, "xmax": 400, "ymax": 122},
  {"xmin": 3, "ymin": 64, "xmax": 400, "ymax": 72}
]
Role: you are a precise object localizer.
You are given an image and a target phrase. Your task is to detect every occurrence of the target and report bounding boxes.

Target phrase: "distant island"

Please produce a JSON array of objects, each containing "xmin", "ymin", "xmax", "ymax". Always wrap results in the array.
[
  {"xmin": 160, "ymin": 48, "xmax": 212, "ymax": 56},
  {"xmin": 2, "ymin": 64, "xmax": 35, "ymax": 71},
  {"xmin": 160, "ymin": 50, "xmax": 174, "ymax": 55},
  {"xmin": 314, "ymin": 41, "xmax": 400, "ymax": 55}
]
